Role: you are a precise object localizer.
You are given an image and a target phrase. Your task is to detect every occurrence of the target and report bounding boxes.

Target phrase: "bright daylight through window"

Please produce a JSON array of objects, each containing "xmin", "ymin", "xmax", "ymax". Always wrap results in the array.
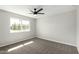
[{"xmin": 10, "ymin": 17, "xmax": 30, "ymax": 33}]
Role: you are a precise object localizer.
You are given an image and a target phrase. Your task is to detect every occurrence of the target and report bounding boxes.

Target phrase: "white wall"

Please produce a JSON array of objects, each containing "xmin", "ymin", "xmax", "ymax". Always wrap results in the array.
[
  {"xmin": 77, "ymin": 6, "xmax": 79, "ymax": 52},
  {"xmin": 0, "ymin": 8, "xmax": 77, "ymax": 48},
  {"xmin": 0, "ymin": 10, "xmax": 36, "ymax": 47},
  {"xmin": 36, "ymin": 10, "xmax": 76, "ymax": 46}
]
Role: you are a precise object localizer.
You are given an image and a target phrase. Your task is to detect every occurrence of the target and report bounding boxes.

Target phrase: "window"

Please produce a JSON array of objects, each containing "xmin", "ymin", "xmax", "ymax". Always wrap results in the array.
[{"xmin": 10, "ymin": 17, "xmax": 30, "ymax": 33}]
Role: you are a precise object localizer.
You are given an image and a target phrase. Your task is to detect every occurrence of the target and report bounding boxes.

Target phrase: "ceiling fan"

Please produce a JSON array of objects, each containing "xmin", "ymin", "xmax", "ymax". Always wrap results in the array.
[{"xmin": 29, "ymin": 8, "xmax": 44, "ymax": 15}]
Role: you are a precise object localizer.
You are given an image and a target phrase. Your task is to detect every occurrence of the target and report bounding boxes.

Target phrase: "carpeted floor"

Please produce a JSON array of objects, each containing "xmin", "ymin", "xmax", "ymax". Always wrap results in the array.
[{"xmin": 0, "ymin": 37, "xmax": 78, "ymax": 54}]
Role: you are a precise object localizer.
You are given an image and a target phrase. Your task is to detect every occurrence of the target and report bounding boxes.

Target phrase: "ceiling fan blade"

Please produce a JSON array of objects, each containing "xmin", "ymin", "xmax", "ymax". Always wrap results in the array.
[
  {"xmin": 37, "ymin": 13, "xmax": 44, "ymax": 14},
  {"xmin": 30, "ymin": 10, "xmax": 34, "ymax": 13},
  {"xmin": 36, "ymin": 8, "xmax": 43, "ymax": 13}
]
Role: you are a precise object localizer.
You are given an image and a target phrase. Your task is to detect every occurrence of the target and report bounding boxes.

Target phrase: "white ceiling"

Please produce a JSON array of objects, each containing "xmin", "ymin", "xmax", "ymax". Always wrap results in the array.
[{"xmin": 0, "ymin": 5, "xmax": 76, "ymax": 19}]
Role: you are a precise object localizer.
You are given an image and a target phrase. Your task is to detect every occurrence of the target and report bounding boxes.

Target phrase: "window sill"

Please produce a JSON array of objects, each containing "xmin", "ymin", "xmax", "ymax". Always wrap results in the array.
[{"xmin": 10, "ymin": 30, "xmax": 30, "ymax": 33}]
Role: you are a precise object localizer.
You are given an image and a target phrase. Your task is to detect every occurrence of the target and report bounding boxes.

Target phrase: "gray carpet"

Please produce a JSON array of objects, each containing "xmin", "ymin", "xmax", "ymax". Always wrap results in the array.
[{"xmin": 0, "ymin": 37, "xmax": 78, "ymax": 54}]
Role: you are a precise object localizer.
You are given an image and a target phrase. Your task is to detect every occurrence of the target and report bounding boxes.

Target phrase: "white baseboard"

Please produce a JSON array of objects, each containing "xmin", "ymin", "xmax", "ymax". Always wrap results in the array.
[
  {"xmin": 37, "ymin": 36, "xmax": 76, "ymax": 47},
  {"xmin": 0, "ymin": 36, "xmax": 35, "ymax": 47}
]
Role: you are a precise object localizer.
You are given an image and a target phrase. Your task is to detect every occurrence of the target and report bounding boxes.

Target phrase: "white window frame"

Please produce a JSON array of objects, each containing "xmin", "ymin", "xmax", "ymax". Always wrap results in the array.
[{"xmin": 10, "ymin": 17, "xmax": 30, "ymax": 33}]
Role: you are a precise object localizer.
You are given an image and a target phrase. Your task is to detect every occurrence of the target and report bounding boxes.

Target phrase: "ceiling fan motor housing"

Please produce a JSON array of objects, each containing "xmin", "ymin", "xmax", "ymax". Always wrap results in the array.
[{"xmin": 29, "ymin": 8, "xmax": 44, "ymax": 15}]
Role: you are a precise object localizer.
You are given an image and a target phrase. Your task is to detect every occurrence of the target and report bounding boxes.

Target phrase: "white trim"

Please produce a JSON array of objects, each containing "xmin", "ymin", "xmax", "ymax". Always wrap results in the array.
[
  {"xmin": 37, "ymin": 36, "xmax": 76, "ymax": 47},
  {"xmin": 0, "ymin": 36, "xmax": 35, "ymax": 47}
]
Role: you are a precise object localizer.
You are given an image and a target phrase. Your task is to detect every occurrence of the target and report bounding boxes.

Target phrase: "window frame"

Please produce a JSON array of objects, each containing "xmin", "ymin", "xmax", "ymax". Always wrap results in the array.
[{"xmin": 10, "ymin": 17, "xmax": 30, "ymax": 33}]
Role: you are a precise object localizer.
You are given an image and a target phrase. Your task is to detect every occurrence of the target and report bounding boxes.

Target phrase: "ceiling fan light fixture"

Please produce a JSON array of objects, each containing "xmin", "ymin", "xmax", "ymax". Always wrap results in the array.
[{"xmin": 34, "ymin": 14, "xmax": 37, "ymax": 16}]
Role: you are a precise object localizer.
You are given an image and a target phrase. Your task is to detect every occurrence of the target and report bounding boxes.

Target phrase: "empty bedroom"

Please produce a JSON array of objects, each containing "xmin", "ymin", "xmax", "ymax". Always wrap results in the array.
[{"xmin": 0, "ymin": 5, "xmax": 79, "ymax": 54}]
